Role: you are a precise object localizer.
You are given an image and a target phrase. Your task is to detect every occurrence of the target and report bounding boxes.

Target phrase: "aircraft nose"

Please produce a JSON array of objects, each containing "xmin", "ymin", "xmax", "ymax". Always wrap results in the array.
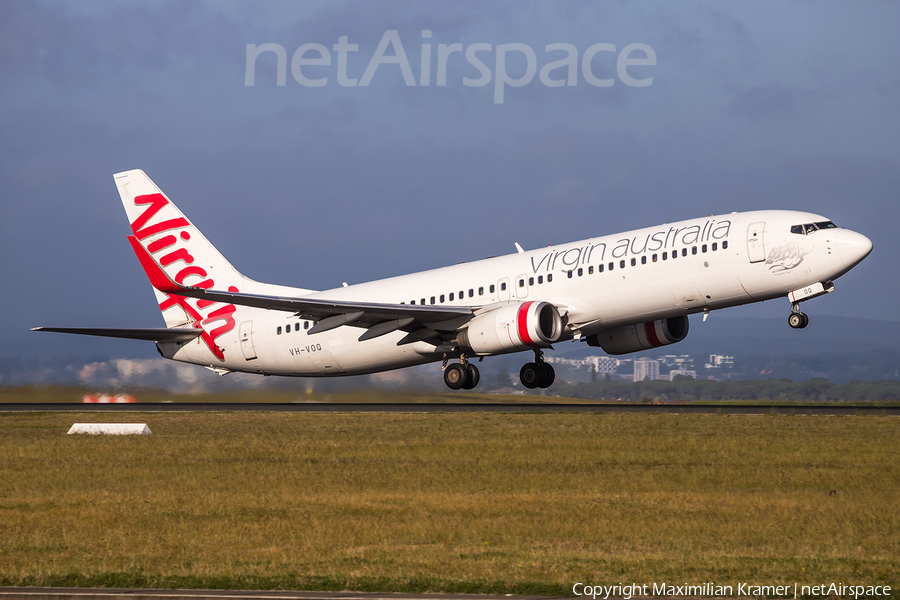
[{"xmin": 837, "ymin": 229, "xmax": 873, "ymax": 269}]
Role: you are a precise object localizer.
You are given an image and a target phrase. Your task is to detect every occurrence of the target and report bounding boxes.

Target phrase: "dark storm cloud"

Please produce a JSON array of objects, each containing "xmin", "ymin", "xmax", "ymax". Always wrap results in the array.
[{"xmin": 1, "ymin": 0, "xmax": 898, "ymax": 364}]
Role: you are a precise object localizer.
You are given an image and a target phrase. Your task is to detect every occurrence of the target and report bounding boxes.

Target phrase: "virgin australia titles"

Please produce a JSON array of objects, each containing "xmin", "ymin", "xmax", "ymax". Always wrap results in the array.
[{"xmin": 244, "ymin": 30, "xmax": 656, "ymax": 104}]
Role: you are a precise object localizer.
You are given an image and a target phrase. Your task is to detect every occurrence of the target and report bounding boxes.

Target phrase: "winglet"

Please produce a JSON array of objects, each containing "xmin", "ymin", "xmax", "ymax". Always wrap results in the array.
[{"xmin": 127, "ymin": 235, "xmax": 184, "ymax": 295}]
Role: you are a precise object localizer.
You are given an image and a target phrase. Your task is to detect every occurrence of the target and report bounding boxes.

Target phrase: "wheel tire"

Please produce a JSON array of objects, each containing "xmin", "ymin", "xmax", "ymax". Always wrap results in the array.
[
  {"xmin": 444, "ymin": 363, "xmax": 469, "ymax": 390},
  {"xmin": 799, "ymin": 313, "xmax": 809, "ymax": 329},
  {"xmin": 520, "ymin": 363, "xmax": 541, "ymax": 389},
  {"xmin": 462, "ymin": 364, "xmax": 480, "ymax": 390},
  {"xmin": 788, "ymin": 313, "xmax": 803, "ymax": 329},
  {"xmin": 538, "ymin": 363, "xmax": 555, "ymax": 388}
]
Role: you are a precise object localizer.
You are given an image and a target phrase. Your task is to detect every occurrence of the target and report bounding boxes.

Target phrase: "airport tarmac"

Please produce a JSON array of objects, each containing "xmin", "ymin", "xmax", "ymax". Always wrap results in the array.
[
  {"xmin": 0, "ymin": 402, "xmax": 896, "ymax": 416},
  {"xmin": 0, "ymin": 589, "xmax": 571, "ymax": 600}
]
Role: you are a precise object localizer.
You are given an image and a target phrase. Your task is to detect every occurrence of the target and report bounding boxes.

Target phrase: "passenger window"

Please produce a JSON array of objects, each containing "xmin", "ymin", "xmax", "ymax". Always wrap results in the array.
[
  {"xmin": 469, "ymin": 289, "xmax": 474, "ymax": 297},
  {"xmin": 440, "ymin": 294, "xmax": 445, "ymax": 303},
  {"xmin": 547, "ymin": 274, "xmax": 553, "ymax": 282},
  {"xmin": 459, "ymin": 290, "xmax": 464, "ymax": 299},
  {"xmin": 692, "ymin": 247, "xmax": 697, "ymax": 255},
  {"xmin": 641, "ymin": 256, "xmax": 647, "ymax": 265},
  {"xmin": 663, "ymin": 252, "xmax": 667, "ymax": 260},
  {"xmin": 598, "ymin": 264, "xmax": 604, "ymax": 273},
  {"xmin": 304, "ymin": 321, "xmax": 309, "ymax": 329},
  {"xmin": 609, "ymin": 262, "xmax": 614, "ymax": 271},
  {"xmin": 712, "ymin": 243, "xmax": 717, "ymax": 251},
  {"xmin": 682, "ymin": 248, "xmax": 688, "ymax": 257},
  {"xmin": 519, "ymin": 279, "xmax": 525, "ymax": 287},
  {"xmin": 588, "ymin": 266, "xmax": 594, "ymax": 275},
  {"xmin": 285, "ymin": 324, "xmax": 290, "ymax": 334},
  {"xmin": 421, "ymin": 298, "xmax": 426, "ymax": 305},
  {"xmin": 652, "ymin": 254, "xmax": 658, "ymax": 262},
  {"xmin": 538, "ymin": 275, "xmax": 544, "ymax": 284},
  {"xmin": 430, "ymin": 296, "xmax": 436, "ymax": 304},
  {"xmin": 567, "ymin": 270, "xmax": 573, "ymax": 279},
  {"xmin": 410, "ymin": 300, "xmax": 415, "ymax": 305},
  {"xmin": 723, "ymin": 241, "xmax": 728, "ymax": 249},
  {"xmin": 500, "ymin": 282, "xmax": 507, "ymax": 291},
  {"xmin": 277, "ymin": 326, "xmax": 282, "ymax": 335},
  {"xmin": 630, "ymin": 258, "xmax": 636, "ymax": 267},
  {"xmin": 449, "ymin": 293, "xmax": 454, "ymax": 301},
  {"xmin": 702, "ymin": 244, "xmax": 707, "ymax": 253},
  {"xmin": 529, "ymin": 277, "xmax": 534, "ymax": 285},
  {"xmin": 578, "ymin": 268, "xmax": 583, "ymax": 276}
]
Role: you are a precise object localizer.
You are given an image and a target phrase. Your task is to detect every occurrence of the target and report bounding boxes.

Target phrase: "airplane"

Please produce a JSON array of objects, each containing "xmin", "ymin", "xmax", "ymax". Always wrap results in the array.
[{"xmin": 34, "ymin": 170, "xmax": 873, "ymax": 390}]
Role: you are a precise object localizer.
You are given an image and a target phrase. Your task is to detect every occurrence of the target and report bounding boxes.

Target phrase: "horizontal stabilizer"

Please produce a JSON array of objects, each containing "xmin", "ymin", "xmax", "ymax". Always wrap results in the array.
[{"xmin": 32, "ymin": 327, "xmax": 203, "ymax": 343}]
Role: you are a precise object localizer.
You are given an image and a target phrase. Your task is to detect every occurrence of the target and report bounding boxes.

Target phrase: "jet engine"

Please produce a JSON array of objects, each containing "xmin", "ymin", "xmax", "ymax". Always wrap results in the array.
[
  {"xmin": 456, "ymin": 301, "xmax": 563, "ymax": 355},
  {"xmin": 586, "ymin": 315, "xmax": 689, "ymax": 355}
]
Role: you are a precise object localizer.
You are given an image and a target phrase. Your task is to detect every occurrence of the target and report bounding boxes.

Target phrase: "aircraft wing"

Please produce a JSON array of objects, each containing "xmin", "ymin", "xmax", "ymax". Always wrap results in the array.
[
  {"xmin": 31, "ymin": 327, "xmax": 203, "ymax": 342},
  {"xmin": 128, "ymin": 236, "xmax": 473, "ymax": 340}
]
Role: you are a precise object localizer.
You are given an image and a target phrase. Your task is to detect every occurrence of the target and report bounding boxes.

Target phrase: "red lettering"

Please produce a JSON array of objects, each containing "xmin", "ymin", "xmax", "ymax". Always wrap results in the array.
[
  {"xmin": 160, "ymin": 248, "xmax": 195, "ymax": 267},
  {"xmin": 131, "ymin": 193, "xmax": 168, "ymax": 234},
  {"xmin": 135, "ymin": 217, "xmax": 191, "ymax": 240},
  {"xmin": 175, "ymin": 266, "xmax": 208, "ymax": 285},
  {"xmin": 147, "ymin": 235, "xmax": 177, "ymax": 254}
]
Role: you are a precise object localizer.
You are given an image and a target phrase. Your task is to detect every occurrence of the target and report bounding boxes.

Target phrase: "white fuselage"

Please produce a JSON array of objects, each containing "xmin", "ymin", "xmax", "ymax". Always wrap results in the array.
[{"xmin": 161, "ymin": 210, "xmax": 869, "ymax": 376}]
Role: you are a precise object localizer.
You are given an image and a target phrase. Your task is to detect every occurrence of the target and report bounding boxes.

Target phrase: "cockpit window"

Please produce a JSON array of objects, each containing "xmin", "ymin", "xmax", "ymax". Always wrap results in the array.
[{"xmin": 791, "ymin": 221, "xmax": 837, "ymax": 235}]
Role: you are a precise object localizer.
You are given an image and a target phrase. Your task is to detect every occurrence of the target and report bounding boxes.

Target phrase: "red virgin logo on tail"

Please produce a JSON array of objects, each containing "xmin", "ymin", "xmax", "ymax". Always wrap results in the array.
[{"xmin": 131, "ymin": 193, "xmax": 236, "ymax": 361}]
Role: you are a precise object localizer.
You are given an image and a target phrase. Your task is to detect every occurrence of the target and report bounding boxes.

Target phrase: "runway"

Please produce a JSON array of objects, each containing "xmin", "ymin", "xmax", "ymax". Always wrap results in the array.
[
  {"xmin": 0, "ymin": 402, "xmax": 897, "ymax": 416},
  {"xmin": 0, "ymin": 589, "xmax": 567, "ymax": 600}
]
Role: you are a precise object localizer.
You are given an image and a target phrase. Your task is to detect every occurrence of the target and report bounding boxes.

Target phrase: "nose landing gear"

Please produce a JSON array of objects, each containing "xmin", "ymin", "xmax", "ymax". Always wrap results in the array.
[
  {"xmin": 519, "ymin": 349, "xmax": 555, "ymax": 389},
  {"xmin": 788, "ymin": 302, "xmax": 809, "ymax": 329}
]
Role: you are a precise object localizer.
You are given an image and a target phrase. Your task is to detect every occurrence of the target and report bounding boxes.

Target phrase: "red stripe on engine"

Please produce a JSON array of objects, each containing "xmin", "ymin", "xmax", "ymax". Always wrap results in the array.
[
  {"xmin": 517, "ymin": 301, "xmax": 535, "ymax": 347},
  {"xmin": 644, "ymin": 321, "xmax": 663, "ymax": 347}
]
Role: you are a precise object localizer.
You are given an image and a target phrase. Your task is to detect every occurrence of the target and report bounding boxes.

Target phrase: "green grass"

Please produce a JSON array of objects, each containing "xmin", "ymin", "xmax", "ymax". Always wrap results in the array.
[{"xmin": 0, "ymin": 411, "xmax": 898, "ymax": 595}]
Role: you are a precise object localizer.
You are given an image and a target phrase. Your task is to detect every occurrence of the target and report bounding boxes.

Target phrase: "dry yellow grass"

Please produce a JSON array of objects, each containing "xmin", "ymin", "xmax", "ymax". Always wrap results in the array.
[{"xmin": 0, "ymin": 411, "xmax": 897, "ymax": 593}]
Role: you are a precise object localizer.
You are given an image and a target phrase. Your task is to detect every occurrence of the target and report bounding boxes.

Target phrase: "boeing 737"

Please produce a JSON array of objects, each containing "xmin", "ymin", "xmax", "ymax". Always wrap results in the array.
[{"xmin": 35, "ymin": 170, "xmax": 873, "ymax": 390}]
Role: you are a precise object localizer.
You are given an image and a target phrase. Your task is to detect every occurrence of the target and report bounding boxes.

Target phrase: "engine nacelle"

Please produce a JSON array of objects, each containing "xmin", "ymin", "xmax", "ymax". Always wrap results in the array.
[
  {"xmin": 586, "ymin": 316, "xmax": 689, "ymax": 355},
  {"xmin": 457, "ymin": 301, "xmax": 563, "ymax": 355}
]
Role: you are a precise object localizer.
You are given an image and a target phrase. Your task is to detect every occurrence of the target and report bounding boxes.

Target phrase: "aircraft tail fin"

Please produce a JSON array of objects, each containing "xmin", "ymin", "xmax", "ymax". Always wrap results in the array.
[{"xmin": 114, "ymin": 169, "xmax": 313, "ymax": 329}]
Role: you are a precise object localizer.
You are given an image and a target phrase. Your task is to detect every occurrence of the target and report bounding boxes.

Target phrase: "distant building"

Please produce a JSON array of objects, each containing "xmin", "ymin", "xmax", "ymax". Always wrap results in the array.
[
  {"xmin": 706, "ymin": 354, "xmax": 734, "ymax": 369},
  {"xmin": 658, "ymin": 354, "xmax": 694, "ymax": 368},
  {"xmin": 634, "ymin": 358, "xmax": 660, "ymax": 381},
  {"xmin": 670, "ymin": 369, "xmax": 697, "ymax": 380}
]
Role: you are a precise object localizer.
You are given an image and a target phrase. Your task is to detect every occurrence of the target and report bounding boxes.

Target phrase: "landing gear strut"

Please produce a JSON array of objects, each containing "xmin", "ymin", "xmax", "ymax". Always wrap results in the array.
[
  {"xmin": 519, "ymin": 349, "xmax": 555, "ymax": 389},
  {"xmin": 443, "ymin": 354, "xmax": 480, "ymax": 390},
  {"xmin": 788, "ymin": 302, "xmax": 809, "ymax": 329}
]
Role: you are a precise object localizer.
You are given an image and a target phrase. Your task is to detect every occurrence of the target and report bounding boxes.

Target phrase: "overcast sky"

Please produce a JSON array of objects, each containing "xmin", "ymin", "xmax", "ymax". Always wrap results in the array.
[{"xmin": 2, "ymin": 0, "xmax": 898, "ymax": 360}]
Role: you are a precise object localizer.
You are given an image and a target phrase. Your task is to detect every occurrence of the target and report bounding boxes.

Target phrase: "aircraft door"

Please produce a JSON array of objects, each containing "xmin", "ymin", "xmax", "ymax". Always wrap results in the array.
[
  {"xmin": 239, "ymin": 320, "xmax": 257, "ymax": 360},
  {"xmin": 515, "ymin": 274, "xmax": 529, "ymax": 298},
  {"xmin": 747, "ymin": 222, "xmax": 766, "ymax": 263},
  {"xmin": 498, "ymin": 278, "xmax": 511, "ymax": 301}
]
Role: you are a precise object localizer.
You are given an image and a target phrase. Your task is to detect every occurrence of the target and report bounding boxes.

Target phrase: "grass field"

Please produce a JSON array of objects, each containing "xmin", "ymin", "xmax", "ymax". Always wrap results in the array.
[{"xmin": 0, "ymin": 410, "xmax": 898, "ymax": 596}]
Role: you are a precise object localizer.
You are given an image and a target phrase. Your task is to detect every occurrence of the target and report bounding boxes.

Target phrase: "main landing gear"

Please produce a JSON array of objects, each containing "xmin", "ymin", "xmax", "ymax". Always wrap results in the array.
[
  {"xmin": 519, "ymin": 349, "xmax": 555, "ymax": 389},
  {"xmin": 443, "ymin": 355, "xmax": 480, "ymax": 390},
  {"xmin": 788, "ymin": 302, "xmax": 809, "ymax": 329}
]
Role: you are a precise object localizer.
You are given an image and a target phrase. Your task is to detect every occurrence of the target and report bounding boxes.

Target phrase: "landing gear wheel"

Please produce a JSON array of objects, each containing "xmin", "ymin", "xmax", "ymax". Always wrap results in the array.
[
  {"xmin": 444, "ymin": 363, "xmax": 469, "ymax": 390},
  {"xmin": 520, "ymin": 362, "xmax": 542, "ymax": 389},
  {"xmin": 538, "ymin": 363, "xmax": 555, "ymax": 388},
  {"xmin": 788, "ymin": 312, "xmax": 809, "ymax": 329},
  {"xmin": 462, "ymin": 364, "xmax": 480, "ymax": 390}
]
